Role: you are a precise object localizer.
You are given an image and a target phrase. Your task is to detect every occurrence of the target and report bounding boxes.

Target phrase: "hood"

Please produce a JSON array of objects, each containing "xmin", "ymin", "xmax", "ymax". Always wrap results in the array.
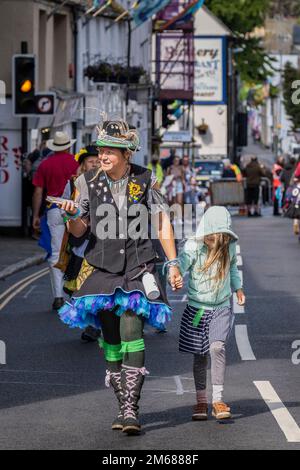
[{"xmin": 196, "ymin": 206, "xmax": 238, "ymax": 241}]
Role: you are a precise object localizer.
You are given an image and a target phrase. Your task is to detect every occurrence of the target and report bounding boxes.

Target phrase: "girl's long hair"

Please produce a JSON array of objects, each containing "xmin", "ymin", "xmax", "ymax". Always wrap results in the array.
[{"xmin": 199, "ymin": 233, "xmax": 231, "ymax": 288}]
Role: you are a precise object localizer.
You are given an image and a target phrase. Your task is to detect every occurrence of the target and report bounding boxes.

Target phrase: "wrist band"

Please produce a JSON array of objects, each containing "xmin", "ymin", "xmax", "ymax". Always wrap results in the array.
[
  {"xmin": 163, "ymin": 258, "xmax": 179, "ymax": 275},
  {"xmin": 63, "ymin": 208, "xmax": 80, "ymax": 223}
]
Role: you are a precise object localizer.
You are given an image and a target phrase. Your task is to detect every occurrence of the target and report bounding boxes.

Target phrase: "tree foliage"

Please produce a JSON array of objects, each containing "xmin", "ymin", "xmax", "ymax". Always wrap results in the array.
[
  {"xmin": 283, "ymin": 62, "xmax": 300, "ymax": 130},
  {"xmin": 204, "ymin": 0, "xmax": 277, "ymax": 83},
  {"xmin": 269, "ymin": 0, "xmax": 300, "ymax": 18}
]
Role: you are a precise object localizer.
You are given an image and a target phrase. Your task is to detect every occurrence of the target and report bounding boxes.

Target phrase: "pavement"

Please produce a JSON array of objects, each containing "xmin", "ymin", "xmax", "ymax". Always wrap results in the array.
[
  {"xmin": 0, "ymin": 208, "xmax": 299, "ymax": 450},
  {"xmin": 0, "ymin": 236, "xmax": 45, "ymax": 280}
]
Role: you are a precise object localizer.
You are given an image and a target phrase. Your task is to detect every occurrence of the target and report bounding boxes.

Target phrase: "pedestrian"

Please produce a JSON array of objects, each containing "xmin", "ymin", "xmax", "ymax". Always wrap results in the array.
[
  {"xmin": 178, "ymin": 206, "xmax": 245, "ymax": 421},
  {"xmin": 32, "ymin": 131, "xmax": 78, "ymax": 311},
  {"xmin": 161, "ymin": 148, "xmax": 176, "ymax": 171},
  {"xmin": 167, "ymin": 155, "xmax": 185, "ymax": 210},
  {"xmin": 293, "ymin": 156, "xmax": 300, "ymax": 180},
  {"xmin": 222, "ymin": 159, "xmax": 243, "ymax": 182},
  {"xmin": 182, "ymin": 155, "xmax": 195, "ymax": 191},
  {"xmin": 272, "ymin": 158, "xmax": 284, "ymax": 216},
  {"xmin": 57, "ymin": 119, "xmax": 183, "ymax": 435},
  {"xmin": 281, "ymin": 156, "xmax": 296, "ymax": 194},
  {"xmin": 147, "ymin": 154, "xmax": 164, "ymax": 188},
  {"xmin": 61, "ymin": 145, "xmax": 101, "ymax": 343},
  {"xmin": 243, "ymin": 155, "xmax": 265, "ymax": 216}
]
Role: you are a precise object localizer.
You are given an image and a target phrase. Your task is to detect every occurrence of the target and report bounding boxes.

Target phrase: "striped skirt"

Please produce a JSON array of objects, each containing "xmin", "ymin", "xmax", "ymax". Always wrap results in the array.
[{"xmin": 179, "ymin": 304, "xmax": 234, "ymax": 356}]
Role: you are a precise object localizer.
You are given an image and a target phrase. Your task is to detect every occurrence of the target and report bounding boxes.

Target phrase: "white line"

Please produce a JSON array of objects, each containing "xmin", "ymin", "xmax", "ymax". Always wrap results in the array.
[
  {"xmin": 0, "ymin": 270, "xmax": 48, "ymax": 311},
  {"xmin": 233, "ymin": 298, "xmax": 245, "ymax": 314},
  {"xmin": 181, "ymin": 294, "xmax": 187, "ymax": 302},
  {"xmin": 0, "ymin": 267, "xmax": 48, "ymax": 301},
  {"xmin": 254, "ymin": 381, "xmax": 300, "ymax": 443},
  {"xmin": 236, "ymin": 245, "xmax": 241, "ymax": 254},
  {"xmin": 173, "ymin": 375, "xmax": 184, "ymax": 395},
  {"xmin": 23, "ymin": 285, "xmax": 36, "ymax": 299},
  {"xmin": 237, "ymin": 255, "xmax": 243, "ymax": 266},
  {"xmin": 235, "ymin": 325, "xmax": 256, "ymax": 361}
]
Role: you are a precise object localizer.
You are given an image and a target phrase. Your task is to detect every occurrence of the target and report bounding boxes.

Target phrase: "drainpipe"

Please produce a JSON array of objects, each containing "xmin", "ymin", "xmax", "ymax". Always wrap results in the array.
[
  {"xmin": 72, "ymin": 5, "xmax": 78, "ymax": 149},
  {"xmin": 126, "ymin": 19, "xmax": 132, "ymax": 108}
]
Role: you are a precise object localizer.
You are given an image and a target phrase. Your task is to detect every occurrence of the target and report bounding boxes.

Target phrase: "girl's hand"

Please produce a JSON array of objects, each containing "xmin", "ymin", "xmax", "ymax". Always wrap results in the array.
[
  {"xmin": 168, "ymin": 265, "xmax": 183, "ymax": 291},
  {"xmin": 236, "ymin": 289, "xmax": 246, "ymax": 306},
  {"xmin": 60, "ymin": 200, "xmax": 78, "ymax": 216}
]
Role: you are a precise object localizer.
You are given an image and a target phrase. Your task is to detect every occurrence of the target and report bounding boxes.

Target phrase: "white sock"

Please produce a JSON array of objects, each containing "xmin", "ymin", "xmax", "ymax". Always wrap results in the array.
[{"xmin": 212, "ymin": 385, "xmax": 224, "ymax": 403}]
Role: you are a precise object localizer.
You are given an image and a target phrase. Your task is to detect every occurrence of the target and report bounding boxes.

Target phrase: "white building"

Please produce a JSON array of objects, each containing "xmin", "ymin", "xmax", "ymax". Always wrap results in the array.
[
  {"xmin": 76, "ymin": 0, "xmax": 152, "ymax": 166},
  {"xmin": 260, "ymin": 54, "xmax": 300, "ymax": 155}
]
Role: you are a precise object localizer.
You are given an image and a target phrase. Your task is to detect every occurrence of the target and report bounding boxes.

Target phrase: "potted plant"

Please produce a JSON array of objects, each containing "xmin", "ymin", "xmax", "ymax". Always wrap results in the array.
[{"xmin": 197, "ymin": 119, "xmax": 209, "ymax": 135}]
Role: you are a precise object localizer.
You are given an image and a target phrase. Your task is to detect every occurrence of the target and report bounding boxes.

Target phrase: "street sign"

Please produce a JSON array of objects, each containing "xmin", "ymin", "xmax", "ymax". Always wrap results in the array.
[
  {"xmin": 35, "ymin": 93, "xmax": 55, "ymax": 115},
  {"xmin": 162, "ymin": 131, "xmax": 192, "ymax": 143}
]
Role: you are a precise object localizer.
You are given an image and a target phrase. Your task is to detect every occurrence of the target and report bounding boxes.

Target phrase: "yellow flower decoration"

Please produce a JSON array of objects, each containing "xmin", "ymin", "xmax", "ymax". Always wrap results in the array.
[
  {"xmin": 129, "ymin": 182, "xmax": 142, "ymax": 202},
  {"xmin": 75, "ymin": 148, "xmax": 88, "ymax": 162}
]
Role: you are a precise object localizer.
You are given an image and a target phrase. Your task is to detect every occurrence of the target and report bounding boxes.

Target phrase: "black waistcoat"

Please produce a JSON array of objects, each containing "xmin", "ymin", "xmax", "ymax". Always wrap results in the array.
[{"xmin": 84, "ymin": 164, "xmax": 157, "ymax": 273}]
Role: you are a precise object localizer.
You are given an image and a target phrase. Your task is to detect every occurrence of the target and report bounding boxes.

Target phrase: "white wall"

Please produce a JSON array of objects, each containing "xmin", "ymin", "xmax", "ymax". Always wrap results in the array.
[{"xmin": 194, "ymin": 105, "xmax": 227, "ymax": 157}]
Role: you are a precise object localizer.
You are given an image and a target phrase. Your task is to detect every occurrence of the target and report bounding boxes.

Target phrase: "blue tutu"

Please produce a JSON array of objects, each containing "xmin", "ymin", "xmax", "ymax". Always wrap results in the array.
[{"xmin": 59, "ymin": 287, "xmax": 172, "ymax": 331}]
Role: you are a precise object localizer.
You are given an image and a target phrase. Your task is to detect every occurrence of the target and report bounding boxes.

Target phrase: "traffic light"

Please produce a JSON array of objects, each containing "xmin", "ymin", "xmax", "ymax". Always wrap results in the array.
[
  {"xmin": 161, "ymin": 100, "xmax": 184, "ymax": 129},
  {"xmin": 13, "ymin": 55, "xmax": 36, "ymax": 115}
]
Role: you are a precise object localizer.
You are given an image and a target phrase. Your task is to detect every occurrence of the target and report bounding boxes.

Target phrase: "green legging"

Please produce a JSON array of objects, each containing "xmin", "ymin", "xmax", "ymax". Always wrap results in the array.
[{"xmin": 98, "ymin": 310, "xmax": 145, "ymax": 371}]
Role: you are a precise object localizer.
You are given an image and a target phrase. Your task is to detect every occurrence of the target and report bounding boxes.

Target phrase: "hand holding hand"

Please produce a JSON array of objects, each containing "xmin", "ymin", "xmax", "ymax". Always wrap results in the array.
[{"xmin": 169, "ymin": 265, "xmax": 183, "ymax": 291}]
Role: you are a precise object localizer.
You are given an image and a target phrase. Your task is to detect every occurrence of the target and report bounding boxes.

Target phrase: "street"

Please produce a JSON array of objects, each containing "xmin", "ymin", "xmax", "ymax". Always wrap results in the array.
[{"xmin": 0, "ymin": 210, "xmax": 300, "ymax": 450}]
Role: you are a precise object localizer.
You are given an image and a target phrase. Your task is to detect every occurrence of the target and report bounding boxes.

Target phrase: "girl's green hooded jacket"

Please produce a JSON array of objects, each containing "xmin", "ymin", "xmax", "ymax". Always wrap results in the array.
[{"xmin": 179, "ymin": 206, "xmax": 242, "ymax": 310}]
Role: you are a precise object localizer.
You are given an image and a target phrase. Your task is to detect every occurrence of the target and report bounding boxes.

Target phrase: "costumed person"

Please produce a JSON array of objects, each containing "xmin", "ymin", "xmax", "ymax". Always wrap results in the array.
[
  {"xmin": 32, "ymin": 132, "xmax": 78, "ymax": 310},
  {"xmin": 56, "ymin": 118, "xmax": 183, "ymax": 435},
  {"xmin": 178, "ymin": 206, "xmax": 245, "ymax": 421},
  {"xmin": 61, "ymin": 145, "xmax": 101, "ymax": 343}
]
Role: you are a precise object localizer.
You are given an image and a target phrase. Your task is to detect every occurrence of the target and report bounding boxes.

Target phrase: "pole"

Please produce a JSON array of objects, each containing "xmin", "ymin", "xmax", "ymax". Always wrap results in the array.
[
  {"xmin": 126, "ymin": 19, "xmax": 132, "ymax": 108},
  {"xmin": 21, "ymin": 41, "xmax": 28, "ymax": 236}
]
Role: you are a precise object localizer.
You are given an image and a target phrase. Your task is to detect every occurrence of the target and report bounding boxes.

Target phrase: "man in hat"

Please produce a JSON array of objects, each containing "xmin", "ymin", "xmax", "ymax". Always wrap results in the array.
[{"xmin": 32, "ymin": 131, "xmax": 78, "ymax": 310}]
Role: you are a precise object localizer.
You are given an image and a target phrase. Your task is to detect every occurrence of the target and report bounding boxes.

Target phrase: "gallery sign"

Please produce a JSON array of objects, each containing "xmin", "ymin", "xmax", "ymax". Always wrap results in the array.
[{"xmin": 194, "ymin": 37, "xmax": 227, "ymax": 105}]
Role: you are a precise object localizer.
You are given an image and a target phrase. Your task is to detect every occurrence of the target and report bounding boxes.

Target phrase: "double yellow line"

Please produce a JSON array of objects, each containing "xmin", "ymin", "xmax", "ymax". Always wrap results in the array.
[{"xmin": 0, "ymin": 268, "xmax": 49, "ymax": 312}]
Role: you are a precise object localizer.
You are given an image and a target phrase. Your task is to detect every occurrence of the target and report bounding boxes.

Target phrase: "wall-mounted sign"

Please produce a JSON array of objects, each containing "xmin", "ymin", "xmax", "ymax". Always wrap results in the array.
[
  {"xmin": 163, "ymin": 131, "xmax": 192, "ymax": 143},
  {"xmin": 194, "ymin": 37, "xmax": 227, "ymax": 105}
]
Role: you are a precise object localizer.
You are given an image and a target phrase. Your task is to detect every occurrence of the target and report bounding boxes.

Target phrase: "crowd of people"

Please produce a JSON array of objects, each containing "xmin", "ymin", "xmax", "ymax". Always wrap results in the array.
[{"xmin": 28, "ymin": 121, "xmax": 245, "ymax": 436}]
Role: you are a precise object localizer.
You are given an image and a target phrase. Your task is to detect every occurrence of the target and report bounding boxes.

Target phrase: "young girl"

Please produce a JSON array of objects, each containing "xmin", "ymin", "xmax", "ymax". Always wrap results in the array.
[{"xmin": 178, "ymin": 206, "xmax": 245, "ymax": 421}]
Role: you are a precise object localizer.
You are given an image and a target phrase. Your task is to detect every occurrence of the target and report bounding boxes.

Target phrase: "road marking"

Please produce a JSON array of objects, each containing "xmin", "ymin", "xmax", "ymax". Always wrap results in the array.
[
  {"xmin": 0, "ymin": 267, "xmax": 48, "ymax": 302},
  {"xmin": 237, "ymin": 255, "xmax": 243, "ymax": 266},
  {"xmin": 0, "ymin": 270, "xmax": 48, "ymax": 311},
  {"xmin": 236, "ymin": 245, "xmax": 241, "ymax": 254},
  {"xmin": 173, "ymin": 375, "xmax": 184, "ymax": 395},
  {"xmin": 22, "ymin": 285, "xmax": 36, "ymax": 299},
  {"xmin": 235, "ymin": 325, "xmax": 256, "ymax": 361},
  {"xmin": 254, "ymin": 381, "xmax": 300, "ymax": 443},
  {"xmin": 181, "ymin": 294, "xmax": 187, "ymax": 302}
]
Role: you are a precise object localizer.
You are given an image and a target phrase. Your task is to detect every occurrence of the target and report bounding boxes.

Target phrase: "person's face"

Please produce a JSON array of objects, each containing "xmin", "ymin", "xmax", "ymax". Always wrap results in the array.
[
  {"xmin": 204, "ymin": 234, "xmax": 217, "ymax": 250},
  {"xmin": 98, "ymin": 147, "xmax": 126, "ymax": 171},
  {"xmin": 183, "ymin": 156, "xmax": 189, "ymax": 167},
  {"xmin": 83, "ymin": 156, "xmax": 100, "ymax": 172},
  {"xmin": 174, "ymin": 157, "xmax": 180, "ymax": 166}
]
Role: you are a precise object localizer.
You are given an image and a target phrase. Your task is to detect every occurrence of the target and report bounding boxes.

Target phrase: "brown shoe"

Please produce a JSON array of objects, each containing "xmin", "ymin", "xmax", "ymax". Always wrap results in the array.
[
  {"xmin": 212, "ymin": 402, "xmax": 231, "ymax": 420},
  {"xmin": 293, "ymin": 223, "xmax": 300, "ymax": 235},
  {"xmin": 192, "ymin": 403, "xmax": 208, "ymax": 421}
]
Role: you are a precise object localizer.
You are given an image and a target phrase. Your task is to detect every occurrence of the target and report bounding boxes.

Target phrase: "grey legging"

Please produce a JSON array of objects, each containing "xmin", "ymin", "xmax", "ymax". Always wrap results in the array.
[{"xmin": 193, "ymin": 341, "xmax": 226, "ymax": 390}]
